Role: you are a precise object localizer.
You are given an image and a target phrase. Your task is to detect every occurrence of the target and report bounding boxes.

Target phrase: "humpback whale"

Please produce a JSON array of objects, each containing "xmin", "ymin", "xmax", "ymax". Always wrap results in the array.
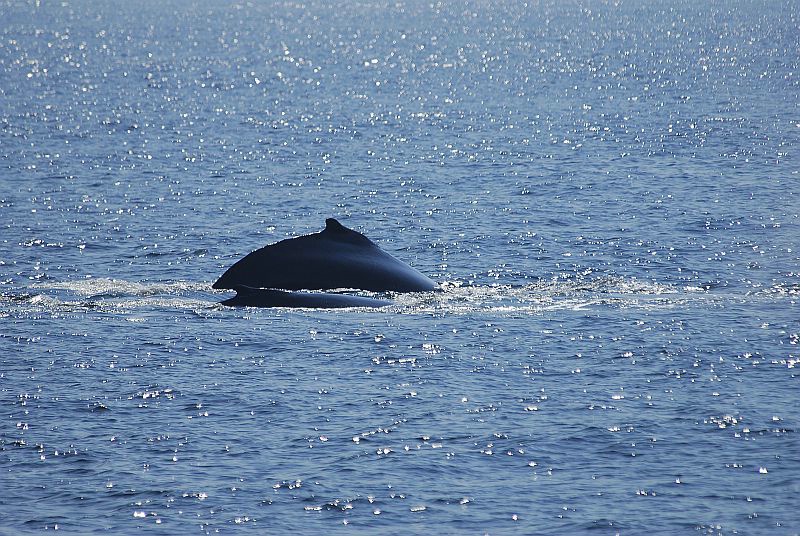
[{"xmin": 214, "ymin": 218, "xmax": 435, "ymax": 308}]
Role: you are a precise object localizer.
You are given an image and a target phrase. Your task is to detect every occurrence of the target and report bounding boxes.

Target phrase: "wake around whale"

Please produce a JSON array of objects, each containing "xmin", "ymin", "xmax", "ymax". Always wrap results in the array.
[{"xmin": 214, "ymin": 218, "xmax": 436, "ymax": 308}]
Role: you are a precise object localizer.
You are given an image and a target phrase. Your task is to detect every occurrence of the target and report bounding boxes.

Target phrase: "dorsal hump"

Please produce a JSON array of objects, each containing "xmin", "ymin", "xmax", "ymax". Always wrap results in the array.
[{"xmin": 322, "ymin": 218, "xmax": 372, "ymax": 245}]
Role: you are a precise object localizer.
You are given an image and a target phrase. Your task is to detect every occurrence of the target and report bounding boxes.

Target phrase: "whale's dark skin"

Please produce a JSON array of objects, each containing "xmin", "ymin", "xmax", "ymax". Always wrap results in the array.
[
  {"xmin": 221, "ymin": 286, "xmax": 392, "ymax": 309},
  {"xmin": 213, "ymin": 218, "xmax": 436, "ymax": 293}
]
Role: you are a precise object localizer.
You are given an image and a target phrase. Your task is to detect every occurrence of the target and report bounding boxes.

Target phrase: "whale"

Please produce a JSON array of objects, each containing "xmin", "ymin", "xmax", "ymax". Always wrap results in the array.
[{"xmin": 214, "ymin": 218, "xmax": 435, "ymax": 307}]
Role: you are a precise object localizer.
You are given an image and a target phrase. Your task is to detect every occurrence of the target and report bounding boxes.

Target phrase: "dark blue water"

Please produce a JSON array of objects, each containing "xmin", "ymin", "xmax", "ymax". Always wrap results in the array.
[{"xmin": 1, "ymin": 1, "xmax": 798, "ymax": 533}]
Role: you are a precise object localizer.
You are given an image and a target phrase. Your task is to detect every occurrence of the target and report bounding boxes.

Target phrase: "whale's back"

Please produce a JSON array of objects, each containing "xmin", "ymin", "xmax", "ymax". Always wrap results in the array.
[{"xmin": 212, "ymin": 218, "xmax": 436, "ymax": 292}]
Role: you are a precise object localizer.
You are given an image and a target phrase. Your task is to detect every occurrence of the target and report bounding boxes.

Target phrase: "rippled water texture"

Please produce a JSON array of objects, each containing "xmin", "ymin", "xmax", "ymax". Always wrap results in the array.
[{"xmin": 1, "ymin": 1, "xmax": 798, "ymax": 534}]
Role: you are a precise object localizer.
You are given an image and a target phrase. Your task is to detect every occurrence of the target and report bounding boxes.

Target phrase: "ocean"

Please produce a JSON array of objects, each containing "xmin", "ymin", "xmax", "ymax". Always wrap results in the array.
[{"xmin": 1, "ymin": 0, "xmax": 798, "ymax": 533}]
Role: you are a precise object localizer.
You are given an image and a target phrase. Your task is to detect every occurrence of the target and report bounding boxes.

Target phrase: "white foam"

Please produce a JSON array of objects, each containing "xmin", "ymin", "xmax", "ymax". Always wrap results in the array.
[{"xmin": 8, "ymin": 275, "xmax": 776, "ymax": 316}]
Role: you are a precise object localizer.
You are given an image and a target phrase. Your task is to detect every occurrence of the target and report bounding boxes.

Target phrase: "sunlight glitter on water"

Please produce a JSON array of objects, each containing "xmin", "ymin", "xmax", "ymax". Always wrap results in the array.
[{"xmin": 1, "ymin": 0, "xmax": 797, "ymax": 533}]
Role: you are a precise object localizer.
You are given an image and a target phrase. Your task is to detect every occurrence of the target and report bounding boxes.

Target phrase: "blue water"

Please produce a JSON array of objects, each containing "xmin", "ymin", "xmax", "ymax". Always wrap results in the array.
[{"xmin": 1, "ymin": 1, "xmax": 798, "ymax": 533}]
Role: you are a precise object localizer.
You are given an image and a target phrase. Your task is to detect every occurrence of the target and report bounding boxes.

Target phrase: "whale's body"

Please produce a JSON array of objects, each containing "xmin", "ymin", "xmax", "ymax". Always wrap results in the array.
[
  {"xmin": 214, "ymin": 218, "xmax": 435, "ymax": 307},
  {"xmin": 220, "ymin": 286, "xmax": 392, "ymax": 309}
]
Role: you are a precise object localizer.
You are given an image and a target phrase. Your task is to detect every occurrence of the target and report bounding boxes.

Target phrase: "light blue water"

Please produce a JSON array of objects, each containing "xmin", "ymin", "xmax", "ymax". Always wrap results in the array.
[{"xmin": 1, "ymin": 1, "xmax": 798, "ymax": 534}]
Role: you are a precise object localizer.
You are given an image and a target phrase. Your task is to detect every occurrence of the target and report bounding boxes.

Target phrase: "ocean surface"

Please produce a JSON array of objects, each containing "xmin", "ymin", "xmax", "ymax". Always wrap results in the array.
[{"xmin": 1, "ymin": 0, "xmax": 798, "ymax": 533}]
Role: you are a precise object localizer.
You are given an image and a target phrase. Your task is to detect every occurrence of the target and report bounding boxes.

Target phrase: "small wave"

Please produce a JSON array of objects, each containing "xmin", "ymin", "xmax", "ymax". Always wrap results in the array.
[
  {"xmin": 4, "ymin": 279, "xmax": 221, "ymax": 317},
  {"xmin": 395, "ymin": 277, "xmax": 686, "ymax": 315},
  {"xmin": 747, "ymin": 282, "xmax": 800, "ymax": 297},
  {"xmin": 33, "ymin": 278, "xmax": 211, "ymax": 298}
]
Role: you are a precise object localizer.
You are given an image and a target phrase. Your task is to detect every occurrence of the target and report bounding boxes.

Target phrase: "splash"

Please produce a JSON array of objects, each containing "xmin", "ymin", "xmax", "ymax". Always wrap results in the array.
[{"xmin": 3, "ymin": 275, "xmax": 782, "ymax": 317}]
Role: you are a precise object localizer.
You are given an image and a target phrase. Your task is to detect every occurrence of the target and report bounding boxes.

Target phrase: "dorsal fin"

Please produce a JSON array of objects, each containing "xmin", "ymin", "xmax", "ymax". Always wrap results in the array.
[
  {"xmin": 322, "ymin": 218, "xmax": 372, "ymax": 245},
  {"xmin": 325, "ymin": 218, "xmax": 348, "ymax": 234}
]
